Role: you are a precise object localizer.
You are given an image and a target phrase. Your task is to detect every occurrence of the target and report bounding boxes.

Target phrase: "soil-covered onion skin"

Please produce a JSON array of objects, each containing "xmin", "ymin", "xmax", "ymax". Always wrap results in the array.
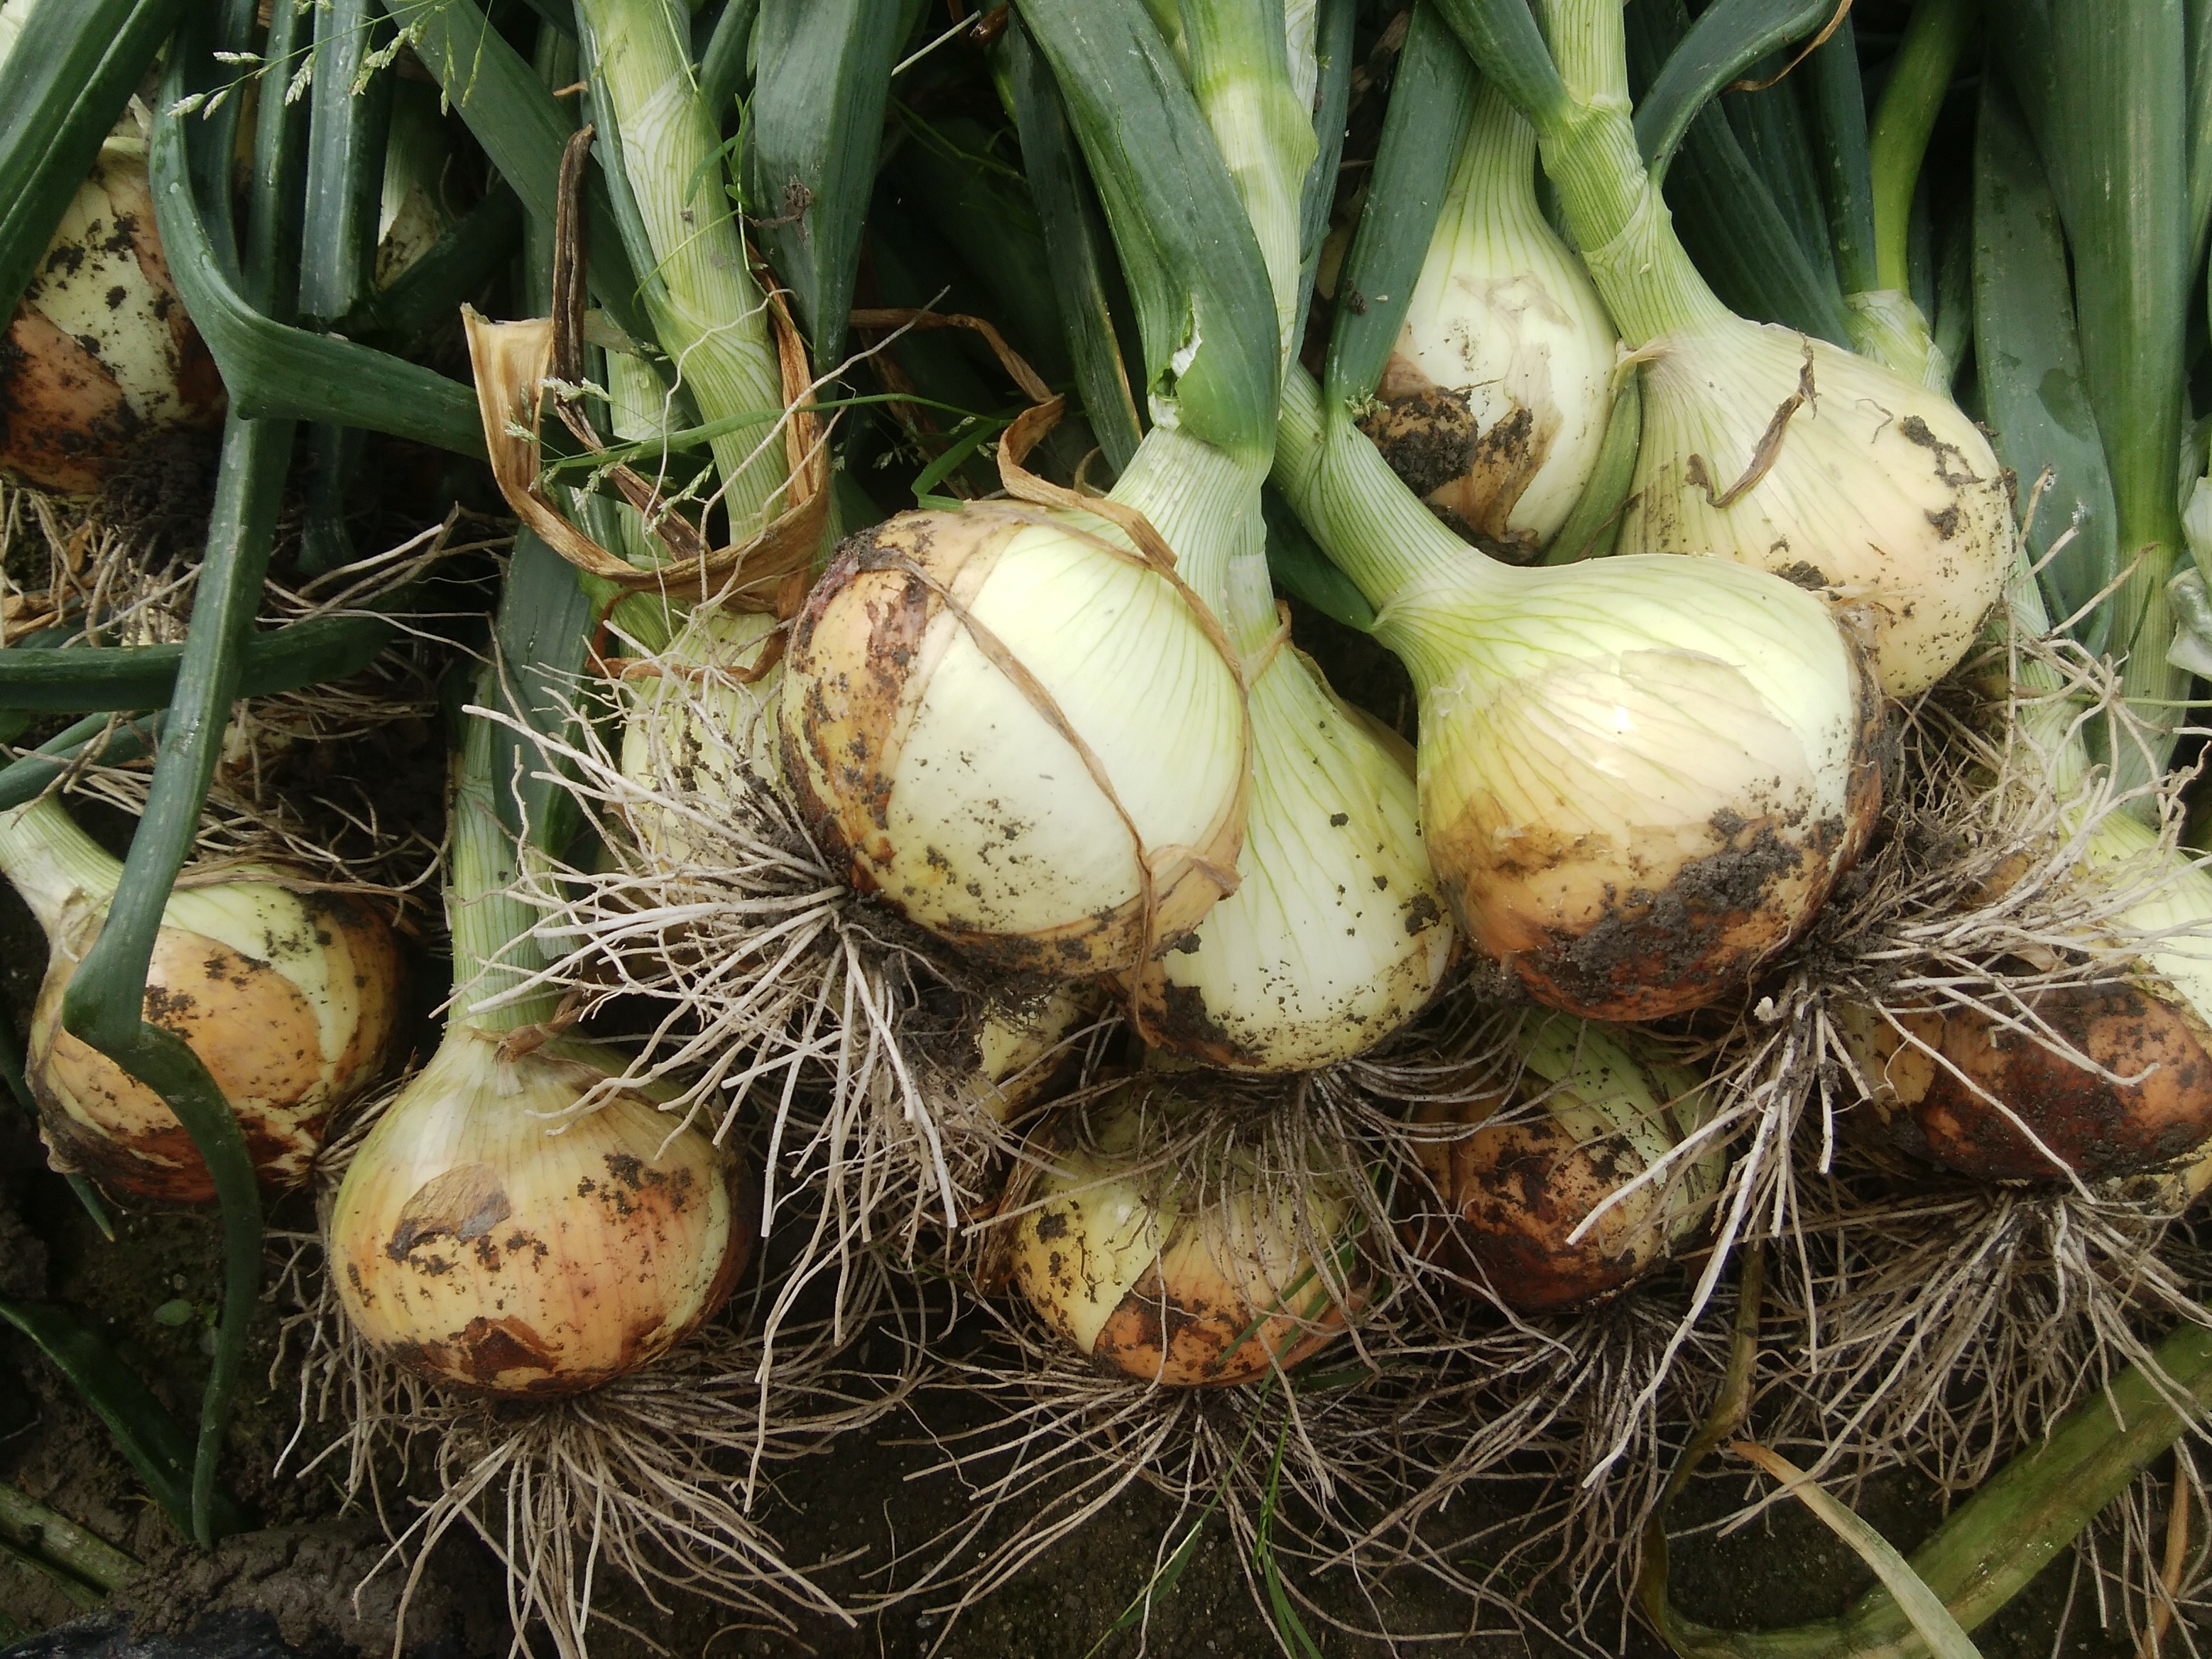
[
  {"xmin": 780, "ymin": 507, "xmax": 1246, "ymax": 978},
  {"xmin": 1848, "ymin": 984, "xmax": 2212, "ymax": 1182},
  {"xmin": 1, "ymin": 138, "xmax": 224, "ymax": 493},
  {"xmin": 1406, "ymin": 1016, "xmax": 1721, "ymax": 1312},
  {"xmin": 329, "ymin": 1033, "xmax": 750, "ymax": 1398},
  {"xmin": 28, "ymin": 889, "xmax": 403, "ymax": 1206},
  {"xmin": 1011, "ymin": 1082, "xmax": 1357, "ymax": 1386},
  {"xmin": 1395, "ymin": 573, "xmax": 1883, "ymax": 1022}
]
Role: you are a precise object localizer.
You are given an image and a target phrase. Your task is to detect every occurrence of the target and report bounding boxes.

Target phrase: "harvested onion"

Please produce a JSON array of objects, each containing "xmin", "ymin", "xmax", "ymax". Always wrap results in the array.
[
  {"xmin": 1407, "ymin": 1013, "xmax": 1723, "ymax": 1310},
  {"xmin": 1012, "ymin": 1078, "xmax": 1359, "ymax": 1386},
  {"xmin": 0, "ymin": 795, "xmax": 401, "ymax": 1204}
]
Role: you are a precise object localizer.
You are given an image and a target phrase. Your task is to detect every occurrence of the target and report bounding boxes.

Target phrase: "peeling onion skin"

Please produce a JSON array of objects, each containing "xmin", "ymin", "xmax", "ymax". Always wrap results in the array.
[
  {"xmin": 1843, "ymin": 988, "xmax": 2212, "ymax": 1183},
  {"xmin": 1623, "ymin": 320, "xmax": 2010, "ymax": 699},
  {"xmin": 1388, "ymin": 558, "xmax": 1883, "ymax": 1021},
  {"xmin": 780, "ymin": 506, "xmax": 1246, "ymax": 978},
  {"xmin": 28, "ymin": 887, "xmax": 403, "ymax": 1207},
  {"xmin": 329, "ymin": 1030, "xmax": 750, "ymax": 1398},
  {"xmin": 1407, "ymin": 1016, "xmax": 1723, "ymax": 1311},
  {"xmin": 1011, "ymin": 1083, "xmax": 1358, "ymax": 1386},
  {"xmin": 1, "ymin": 137, "xmax": 224, "ymax": 493}
]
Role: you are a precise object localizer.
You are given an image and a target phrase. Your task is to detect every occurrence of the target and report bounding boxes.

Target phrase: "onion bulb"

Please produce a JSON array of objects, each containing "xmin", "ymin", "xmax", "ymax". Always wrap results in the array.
[
  {"xmin": 1843, "ymin": 810, "xmax": 2212, "ymax": 1182},
  {"xmin": 1361, "ymin": 82, "xmax": 1616, "ymax": 557},
  {"xmin": 0, "ymin": 124, "xmax": 224, "ymax": 493},
  {"xmin": 780, "ymin": 487, "xmax": 1247, "ymax": 978},
  {"xmin": 1134, "ymin": 548, "xmax": 1454, "ymax": 1069},
  {"xmin": 1275, "ymin": 368, "xmax": 1880, "ymax": 1021},
  {"xmin": 328, "ymin": 1025, "xmax": 749, "ymax": 1396},
  {"xmin": 1012, "ymin": 1079, "xmax": 1359, "ymax": 1386},
  {"xmin": 0, "ymin": 795, "xmax": 402, "ymax": 1203},
  {"xmin": 952, "ymin": 981, "xmax": 1097, "ymax": 1126},
  {"xmin": 1407, "ymin": 1013, "xmax": 1723, "ymax": 1310},
  {"xmin": 1620, "ymin": 317, "xmax": 2008, "ymax": 697}
]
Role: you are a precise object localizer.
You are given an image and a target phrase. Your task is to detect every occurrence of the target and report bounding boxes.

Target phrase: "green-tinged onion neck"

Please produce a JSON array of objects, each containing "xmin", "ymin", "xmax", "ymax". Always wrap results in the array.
[
  {"xmin": 1108, "ymin": 422, "xmax": 1268, "ymax": 624},
  {"xmin": 1527, "ymin": 0, "xmax": 1730, "ymax": 345},
  {"xmin": 576, "ymin": 0, "xmax": 786, "ymax": 541},
  {"xmin": 1272, "ymin": 364, "xmax": 1506, "ymax": 625},
  {"xmin": 448, "ymin": 709, "xmax": 560, "ymax": 1033},
  {"xmin": 1179, "ymin": 0, "xmax": 1317, "ymax": 368},
  {"xmin": 0, "ymin": 795, "xmax": 123, "ymax": 935}
]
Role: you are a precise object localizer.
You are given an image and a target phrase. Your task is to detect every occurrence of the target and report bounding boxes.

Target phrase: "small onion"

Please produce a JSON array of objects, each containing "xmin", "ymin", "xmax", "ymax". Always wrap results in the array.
[
  {"xmin": 1621, "ymin": 317, "xmax": 2010, "ymax": 698},
  {"xmin": 780, "ymin": 502, "xmax": 1246, "ymax": 977},
  {"xmin": 1407, "ymin": 1013, "xmax": 1724, "ymax": 1310},
  {"xmin": 1361, "ymin": 82, "xmax": 1617, "ymax": 557},
  {"xmin": 329, "ymin": 1026, "xmax": 750, "ymax": 1396},
  {"xmin": 954, "ymin": 981, "xmax": 1097, "ymax": 1125},
  {"xmin": 1012, "ymin": 1079, "xmax": 1359, "ymax": 1386},
  {"xmin": 2, "ymin": 797, "xmax": 402, "ymax": 1204}
]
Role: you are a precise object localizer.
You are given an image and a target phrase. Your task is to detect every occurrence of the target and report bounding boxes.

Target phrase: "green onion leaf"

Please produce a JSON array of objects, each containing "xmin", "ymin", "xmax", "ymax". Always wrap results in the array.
[{"xmin": 1633, "ymin": 0, "xmax": 1835, "ymax": 180}]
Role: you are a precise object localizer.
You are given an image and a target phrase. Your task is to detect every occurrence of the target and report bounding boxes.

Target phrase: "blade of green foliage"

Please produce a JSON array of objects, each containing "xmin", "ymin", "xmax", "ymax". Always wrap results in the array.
[
  {"xmin": 0, "ymin": 614, "xmax": 394, "ymax": 714},
  {"xmin": 379, "ymin": 0, "xmax": 647, "ymax": 342},
  {"xmin": 0, "ymin": 0, "xmax": 186, "ymax": 321},
  {"xmin": 486, "ymin": 531, "xmax": 596, "ymax": 856},
  {"xmin": 1297, "ymin": 0, "xmax": 1356, "ymax": 326},
  {"xmin": 0, "ymin": 1300, "xmax": 247, "ymax": 1543},
  {"xmin": 1625, "ymin": 0, "xmax": 1851, "ymax": 344},
  {"xmin": 1262, "ymin": 486, "xmax": 1375, "ymax": 631},
  {"xmin": 1804, "ymin": 14, "xmax": 1876, "ymax": 295},
  {"xmin": 746, "ymin": 0, "xmax": 901, "ymax": 362},
  {"xmin": 1868, "ymin": 0, "xmax": 1977, "ymax": 293},
  {"xmin": 697, "ymin": 0, "xmax": 758, "ymax": 120},
  {"xmin": 1633, "ymin": 0, "xmax": 1833, "ymax": 179},
  {"xmin": 1013, "ymin": 0, "xmax": 1280, "ymax": 467},
  {"xmin": 1727, "ymin": 72, "xmax": 1841, "ymax": 296},
  {"xmin": 300, "ymin": 0, "xmax": 393, "ymax": 323},
  {"xmin": 1427, "ymin": 0, "xmax": 1571, "ymax": 130},
  {"xmin": 1000, "ymin": 16, "xmax": 1144, "ymax": 473},
  {"xmin": 0, "ymin": 714, "xmax": 158, "ymax": 815},
  {"xmin": 1322, "ymin": 1, "xmax": 1478, "ymax": 410},
  {"xmin": 338, "ymin": 184, "xmax": 525, "ymax": 347},
  {"xmin": 1973, "ymin": 73, "xmax": 2118, "ymax": 651},
  {"xmin": 0, "ymin": 1481, "xmax": 137, "ymax": 1593}
]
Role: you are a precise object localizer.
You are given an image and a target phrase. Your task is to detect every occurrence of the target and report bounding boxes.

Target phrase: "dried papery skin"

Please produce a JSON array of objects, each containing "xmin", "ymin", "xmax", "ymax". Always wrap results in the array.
[
  {"xmin": 1388, "ymin": 557, "xmax": 1881, "ymax": 1020},
  {"xmin": 1010, "ymin": 1082, "xmax": 1360, "ymax": 1386},
  {"xmin": 329, "ymin": 1028, "xmax": 748, "ymax": 1397},
  {"xmin": 1406, "ymin": 1015, "xmax": 1722, "ymax": 1311},
  {"xmin": 1, "ymin": 138, "xmax": 224, "ymax": 493},
  {"xmin": 29, "ymin": 886, "xmax": 403, "ymax": 1204},
  {"xmin": 780, "ymin": 504, "xmax": 1246, "ymax": 977},
  {"xmin": 1624, "ymin": 318, "xmax": 2010, "ymax": 698}
]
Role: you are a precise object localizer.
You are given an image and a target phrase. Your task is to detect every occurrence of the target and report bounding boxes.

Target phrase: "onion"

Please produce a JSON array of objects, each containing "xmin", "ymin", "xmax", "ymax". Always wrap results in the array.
[
  {"xmin": 1011, "ymin": 1078, "xmax": 1360, "ymax": 1386},
  {"xmin": 1407, "ymin": 1013, "xmax": 1723, "ymax": 1310},
  {"xmin": 1275, "ymin": 367, "xmax": 1880, "ymax": 1021},
  {"xmin": 1362, "ymin": 82, "xmax": 1616, "ymax": 557},
  {"xmin": 327, "ymin": 1025, "xmax": 749, "ymax": 1396},
  {"xmin": 0, "ymin": 795, "xmax": 402, "ymax": 1203},
  {"xmin": 1619, "ymin": 315, "xmax": 2010, "ymax": 698},
  {"xmin": 0, "ymin": 124, "xmax": 224, "ymax": 493},
  {"xmin": 780, "ymin": 480, "xmax": 1248, "ymax": 979},
  {"xmin": 956, "ymin": 982, "xmax": 1097, "ymax": 1125}
]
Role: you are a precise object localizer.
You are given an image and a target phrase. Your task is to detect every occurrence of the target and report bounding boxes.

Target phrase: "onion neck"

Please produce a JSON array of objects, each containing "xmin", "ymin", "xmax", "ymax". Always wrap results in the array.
[
  {"xmin": 448, "ymin": 709, "xmax": 561, "ymax": 1034},
  {"xmin": 1108, "ymin": 423, "xmax": 1267, "ymax": 623},
  {"xmin": 0, "ymin": 795, "xmax": 122, "ymax": 937},
  {"xmin": 1270, "ymin": 365, "xmax": 1515, "ymax": 629},
  {"xmin": 1527, "ymin": 0, "xmax": 1731, "ymax": 346}
]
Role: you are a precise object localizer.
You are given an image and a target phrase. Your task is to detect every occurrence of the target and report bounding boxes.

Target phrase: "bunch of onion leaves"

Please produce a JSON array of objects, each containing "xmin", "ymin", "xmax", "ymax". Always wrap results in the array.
[{"xmin": 298, "ymin": 663, "xmax": 883, "ymax": 1653}]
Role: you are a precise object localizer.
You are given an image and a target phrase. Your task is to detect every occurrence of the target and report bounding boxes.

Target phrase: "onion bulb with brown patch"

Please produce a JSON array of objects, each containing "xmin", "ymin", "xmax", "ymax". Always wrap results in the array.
[
  {"xmin": 780, "ymin": 482, "xmax": 1248, "ymax": 979},
  {"xmin": 1843, "ymin": 810, "xmax": 2212, "ymax": 1182},
  {"xmin": 1359, "ymin": 81, "xmax": 1617, "ymax": 558},
  {"xmin": 1407, "ymin": 1013, "xmax": 1725, "ymax": 1310},
  {"xmin": 327, "ymin": 1025, "xmax": 750, "ymax": 1396},
  {"xmin": 1274, "ymin": 367, "xmax": 1880, "ymax": 1021},
  {"xmin": 1011, "ymin": 1077, "xmax": 1361, "ymax": 1386},
  {"xmin": 0, "ymin": 795, "xmax": 402, "ymax": 1204}
]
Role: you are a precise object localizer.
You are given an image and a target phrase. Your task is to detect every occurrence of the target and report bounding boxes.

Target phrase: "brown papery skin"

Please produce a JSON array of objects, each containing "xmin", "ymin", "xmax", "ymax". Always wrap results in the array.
[
  {"xmin": 1086, "ymin": 1255, "xmax": 1350, "ymax": 1388},
  {"xmin": 1361, "ymin": 354, "xmax": 1554, "ymax": 561},
  {"xmin": 1407, "ymin": 1096, "xmax": 1667, "ymax": 1312},
  {"xmin": 1428, "ymin": 641, "xmax": 1883, "ymax": 1022},
  {"xmin": 781, "ymin": 510, "xmax": 1237, "ymax": 977},
  {"xmin": 1860, "ymin": 982, "xmax": 2212, "ymax": 1182},
  {"xmin": 29, "ymin": 896, "xmax": 403, "ymax": 1205}
]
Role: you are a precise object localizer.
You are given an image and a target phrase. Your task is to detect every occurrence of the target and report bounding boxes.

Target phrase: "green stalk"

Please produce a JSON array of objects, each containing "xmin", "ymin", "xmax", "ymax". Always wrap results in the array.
[
  {"xmin": 0, "ymin": 1483, "xmax": 136, "ymax": 1593},
  {"xmin": 449, "ymin": 676, "xmax": 562, "ymax": 1034},
  {"xmin": 0, "ymin": 615, "xmax": 392, "ymax": 713},
  {"xmin": 53, "ymin": 7, "xmax": 305, "ymax": 1548},
  {"xmin": 0, "ymin": 716, "xmax": 159, "ymax": 815},
  {"xmin": 1439, "ymin": 0, "xmax": 1730, "ymax": 345},
  {"xmin": 575, "ymin": 0, "xmax": 785, "ymax": 540},
  {"xmin": 1807, "ymin": 14, "xmax": 1878, "ymax": 298},
  {"xmin": 1869, "ymin": 0, "xmax": 1978, "ymax": 295}
]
